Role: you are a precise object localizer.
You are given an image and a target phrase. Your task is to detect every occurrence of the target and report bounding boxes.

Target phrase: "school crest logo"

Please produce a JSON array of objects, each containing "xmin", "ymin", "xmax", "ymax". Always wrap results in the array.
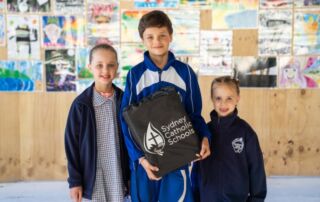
[
  {"xmin": 232, "ymin": 137, "xmax": 244, "ymax": 153},
  {"xmin": 144, "ymin": 122, "xmax": 165, "ymax": 156}
]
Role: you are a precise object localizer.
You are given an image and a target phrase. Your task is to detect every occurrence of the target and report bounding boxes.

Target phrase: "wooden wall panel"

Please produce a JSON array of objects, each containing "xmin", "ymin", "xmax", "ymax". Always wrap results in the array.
[
  {"xmin": 0, "ymin": 93, "xmax": 20, "ymax": 181},
  {"xmin": 200, "ymin": 10, "xmax": 212, "ymax": 30},
  {"xmin": 18, "ymin": 93, "xmax": 75, "ymax": 180},
  {"xmin": 233, "ymin": 29, "xmax": 258, "ymax": 56},
  {"xmin": 0, "ymin": 47, "xmax": 6, "ymax": 60},
  {"xmin": 268, "ymin": 89, "xmax": 320, "ymax": 175}
]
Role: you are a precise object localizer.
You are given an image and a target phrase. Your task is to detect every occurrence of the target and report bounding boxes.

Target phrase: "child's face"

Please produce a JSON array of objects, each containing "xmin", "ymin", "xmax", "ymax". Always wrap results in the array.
[
  {"xmin": 89, "ymin": 49, "xmax": 118, "ymax": 89},
  {"xmin": 142, "ymin": 26, "xmax": 172, "ymax": 58},
  {"xmin": 212, "ymin": 84, "xmax": 239, "ymax": 117}
]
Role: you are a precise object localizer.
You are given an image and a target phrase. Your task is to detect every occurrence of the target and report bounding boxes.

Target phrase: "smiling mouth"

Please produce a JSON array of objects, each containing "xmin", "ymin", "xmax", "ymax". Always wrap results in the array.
[
  {"xmin": 101, "ymin": 75, "xmax": 110, "ymax": 79},
  {"xmin": 220, "ymin": 108, "xmax": 229, "ymax": 113}
]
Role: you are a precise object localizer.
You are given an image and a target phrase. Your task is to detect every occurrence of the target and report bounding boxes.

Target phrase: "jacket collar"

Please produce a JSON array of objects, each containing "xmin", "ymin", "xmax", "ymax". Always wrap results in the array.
[
  {"xmin": 143, "ymin": 51, "xmax": 176, "ymax": 71},
  {"xmin": 78, "ymin": 83, "xmax": 122, "ymax": 107},
  {"xmin": 210, "ymin": 108, "xmax": 238, "ymax": 128}
]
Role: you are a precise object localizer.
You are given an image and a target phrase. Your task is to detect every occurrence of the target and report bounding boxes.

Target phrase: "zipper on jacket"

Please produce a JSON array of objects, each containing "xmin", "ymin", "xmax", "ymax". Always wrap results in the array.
[{"xmin": 159, "ymin": 71, "xmax": 162, "ymax": 82}]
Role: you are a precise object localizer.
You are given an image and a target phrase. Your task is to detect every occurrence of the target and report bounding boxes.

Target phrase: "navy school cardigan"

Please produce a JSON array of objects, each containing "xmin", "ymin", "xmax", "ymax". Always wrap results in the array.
[{"xmin": 65, "ymin": 83, "xmax": 130, "ymax": 199}]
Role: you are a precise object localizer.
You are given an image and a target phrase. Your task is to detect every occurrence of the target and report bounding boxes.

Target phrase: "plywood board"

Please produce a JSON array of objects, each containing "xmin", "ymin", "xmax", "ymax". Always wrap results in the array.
[{"xmin": 233, "ymin": 29, "xmax": 258, "ymax": 56}]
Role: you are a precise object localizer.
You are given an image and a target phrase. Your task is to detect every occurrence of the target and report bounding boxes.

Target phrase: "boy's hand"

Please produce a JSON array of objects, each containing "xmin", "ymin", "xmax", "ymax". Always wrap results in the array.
[
  {"xmin": 70, "ymin": 186, "xmax": 82, "ymax": 202},
  {"xmin": 139, "ymin": 157, "xmax": 161, "ymax": 181},
  {"xmin": 197, "ymin": 137, "xmax": 211, "ymax": 160}
]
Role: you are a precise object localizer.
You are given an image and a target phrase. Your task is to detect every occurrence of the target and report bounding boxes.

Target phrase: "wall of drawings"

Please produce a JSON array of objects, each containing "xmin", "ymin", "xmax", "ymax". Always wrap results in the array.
[{"xmin": 0, "ymin": 0, "xmax": 319, "ymax": 92}]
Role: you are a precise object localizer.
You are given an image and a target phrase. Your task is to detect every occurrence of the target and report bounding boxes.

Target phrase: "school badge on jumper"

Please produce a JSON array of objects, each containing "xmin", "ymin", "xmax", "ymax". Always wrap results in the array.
[
  {"xmin": 144, "ymin": 122, "xmax": 165, "ymax": 156},
  {"xmin": 232, "ymin": 137, "xmax": 244, "ymax": 153}
]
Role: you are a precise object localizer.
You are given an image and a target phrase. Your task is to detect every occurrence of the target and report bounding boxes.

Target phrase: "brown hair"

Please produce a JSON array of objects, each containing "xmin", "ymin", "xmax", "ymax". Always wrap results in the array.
[
  {"xmin": 138, "ymin": 10, "xmax": 173, "ymax": 39},
  {"xmin": 210, "ymin": 76, "xmax": 240, "ymax": 99},
  {"xmin": 89, "ymin": 44, "xmax": 118, "ymax": 64}
]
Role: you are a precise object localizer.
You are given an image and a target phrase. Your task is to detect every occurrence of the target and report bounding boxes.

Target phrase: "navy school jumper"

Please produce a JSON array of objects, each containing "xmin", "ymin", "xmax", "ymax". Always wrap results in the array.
[
  {"xmin": 65, "ymin": 83, "xmax": 130, "ymax": 200},
  {"xmin": 199, "ymin": 109, "xmax": 267, "ymax": 202}
]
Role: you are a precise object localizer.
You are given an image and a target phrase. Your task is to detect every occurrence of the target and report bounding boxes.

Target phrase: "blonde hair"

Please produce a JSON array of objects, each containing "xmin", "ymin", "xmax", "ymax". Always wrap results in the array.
[{"xmin": 211, "ymin": 76, "xmax": 240, "ymax": 99}]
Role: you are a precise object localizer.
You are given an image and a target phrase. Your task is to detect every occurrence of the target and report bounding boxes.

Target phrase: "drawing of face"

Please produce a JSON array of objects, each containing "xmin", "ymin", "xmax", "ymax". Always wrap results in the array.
[
  {"xmin": 44, "ymin": 23, "xmax": 62, "ymax": 44},
  {"xmin": 283, "ymin": 61, "xmax": 300, "ymax": 81},
  {"xmin": 18, "ymin": 0, "xmax": 29, "ymax": 12}
]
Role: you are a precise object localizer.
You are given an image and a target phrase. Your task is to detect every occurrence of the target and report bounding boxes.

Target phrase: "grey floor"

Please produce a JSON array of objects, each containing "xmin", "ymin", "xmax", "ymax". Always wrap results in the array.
[{"xmin": 0, "ymin": 176, "xmax": 319, "ymax": 202}]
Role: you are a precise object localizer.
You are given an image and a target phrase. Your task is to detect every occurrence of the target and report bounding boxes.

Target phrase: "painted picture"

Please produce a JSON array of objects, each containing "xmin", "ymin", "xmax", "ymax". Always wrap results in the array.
[
  {"xmin": 0, "ymin": 15, "xmax": 5, "ymax": 46},
  {"xmin": 259, "ymin": 10, "xmax": 292, "ymax": 55},
  {"xmin": 76, "ymin": 48, "xmax": 93, "ymax": 92},
  {"xmin": 121, "ymin": 10, "xmax": 149, "ymax": 43},
  {"xmin": 55, "ymin": 0, "xmax": 84, "ymax": 14},
  {"xmin": 211, "ymin": 0, "xmax": 258, "ymax": 29},
  {"xmin": 279, "ymin": 56, "xmax": 319, "ymax": 88},
  {"xmin": 176, "ymin": 56, "xmax": 200, "ymax": 73},
  {"xmin": 87, "ymin": 2, "xmax": 120, "ymax": 46},
  {"xmin": 134, "ymin": 0, "xmax": 179, "ymax": 8},
  {"xmin": 45, "ymin": 49, "xmax": 76, "ymax": 92},
  {"xmin": 0, "ymin": 60, "xmax": 43, "ymax": 91},
  {"xmin": 260, "ymin": 0, "xmax": 293, "ymax": 8},
  {"xmin": 233, "ymin": 57, "xmax": 277, "ymax": 87},
  {"xmin": 7, "ymin": 0, "xmax": 50, "ymax": 13},
  {"xmin": 294, "ymin": 12, "xmax": 320, "ymax": 55},
  {"xmin": 179, "ymin": 0, "xmax": 211, "ymax": 7},
  {"xmin": 167, "ymin": 10, "xmax": 200, "ymax": 55},
  {"xmin": 0, "ymin": 0, "xmax": 4, "ymax": 11},
  {"xmin": 120, "ymin": 43, "xmax": 145, "ymax": 87},
  {"xmin": 199, "ymin": 30, "xmax": 233, "ymax": 75},
  {"xmin": 295, "ymin": 0, "xmax": 320, "ymax": 7},
  {"xmin": 7, "ymin": 15, "xmax": 40, "ymax": 59},
  {"xmin": 42, "ymin": 16, "xmax": 85, "ymax": 48}
]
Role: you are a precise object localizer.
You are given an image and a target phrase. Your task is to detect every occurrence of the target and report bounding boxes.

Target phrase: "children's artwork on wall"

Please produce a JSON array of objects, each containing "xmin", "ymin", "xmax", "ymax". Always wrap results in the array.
[
  {"xmin": 279, "ymin": 56, "xmax": 319, "ymax": 88},
  {"xmin": 76, "ymin": 48, "xmax": 93, "ymax": 92},
  {"xmin": 233, "ymin": 57, "xmax": 277, "ymax": 87},
  {"xmin": 211, "ymin": 0, "xmax": 258, "ymax": 29},
  {"xmin": 120, "ymin": 43, "xmax": 145, "ymax": 85},
  {"xmin": 294, "ymin": 12, "xmax": 320, "ymax": 55},
  {"xmin": 0, "ymin": 60, "xmax": 43, "ymax": 91},
  {"xmin": 0, "ymin": 0, "xmax": 4, "ymax": 11},
  {"xmin": 42, "ymin": 16, "xmax": 85, "ymax": 48},
  {"xmin": 77, "ymin": 79, "xmax": 94, "ymax": 93},
  {"xmin": 45, "ymin": 49, "xmax": 76, "ymax": 92},
  {"xmin": 259, "ymin": 10, "xmax": 292, "ymax": 56},
  {"xmin": 179, "ymin": 0, "xmax": 211, "ymax": 7},
  {"xmin": 134, "ymin": 0, "xmax": 179, "ymax": 8},
  {"xmin": 176, "ymin": 56, "xmax": 200, "ymax": 72},
  {"xmin": 0, "ymin": 15, "xmax": 5, "ymax": 46},
  {"xmin": 121, "ymin": 10, "xmax": 149, "ymax": 43},
  {"xmin": 294, "ymin": 0, "xmax": 320, "ymax": 7},
  {"xmin": 167, "ymin": 10, "xmax": 200, "ymax": 55},
  {"xmin": 87, "ymin": 2, "xmax": 119, "ymax": 46},
  {"xmin": 260, "ymin": 0, "xmax": 293, "ymax": 8},
  {"xmin": 55, "ymin": 0, "xmax": 84, "ymax": 14},
  {"xmin": 199, "ymin": 30, "xmax": 233, "ymax": 75},
  {"xmin": 7, "ymin": 0, "xmax": 50, "ymax": 13},
  {"xmin": 7, "ymin": 15, "xmax": 40, "ymax": 60},
  {"xmin": 76, "ymin": 48, "xmax": 91, "ymax": 79}
]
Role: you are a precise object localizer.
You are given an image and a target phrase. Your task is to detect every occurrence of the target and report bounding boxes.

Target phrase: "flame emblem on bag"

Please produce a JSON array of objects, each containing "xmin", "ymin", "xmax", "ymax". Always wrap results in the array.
[{"xmin": 144, "ymin": 122, "xmax": 165, "ymax": 156}]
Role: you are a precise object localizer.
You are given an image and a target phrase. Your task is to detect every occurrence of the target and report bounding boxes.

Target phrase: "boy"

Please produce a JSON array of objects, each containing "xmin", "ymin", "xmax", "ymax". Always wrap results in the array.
[{"xmin": 120, "ymin": 10, "xmax": 211, "ymax": 202}]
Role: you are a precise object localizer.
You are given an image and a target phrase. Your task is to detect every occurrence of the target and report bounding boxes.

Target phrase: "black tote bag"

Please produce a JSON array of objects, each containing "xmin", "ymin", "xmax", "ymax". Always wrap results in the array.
[{"xmin": 122, "ymin": 86, "xmax": 200, "ymax": 177}]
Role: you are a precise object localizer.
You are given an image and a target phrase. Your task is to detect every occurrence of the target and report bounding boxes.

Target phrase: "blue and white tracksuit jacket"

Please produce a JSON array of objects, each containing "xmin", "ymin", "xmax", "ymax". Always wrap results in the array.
[{"xmin": 120, "ymin": 51, "xmax": 211, "ymax": 202}]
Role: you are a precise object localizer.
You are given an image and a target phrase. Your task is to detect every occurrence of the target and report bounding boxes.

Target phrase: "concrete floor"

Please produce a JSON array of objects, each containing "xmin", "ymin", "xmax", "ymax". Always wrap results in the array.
[{"xmin": 0, "ymin": 176, "xmax": 319, "ymax": 202}]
